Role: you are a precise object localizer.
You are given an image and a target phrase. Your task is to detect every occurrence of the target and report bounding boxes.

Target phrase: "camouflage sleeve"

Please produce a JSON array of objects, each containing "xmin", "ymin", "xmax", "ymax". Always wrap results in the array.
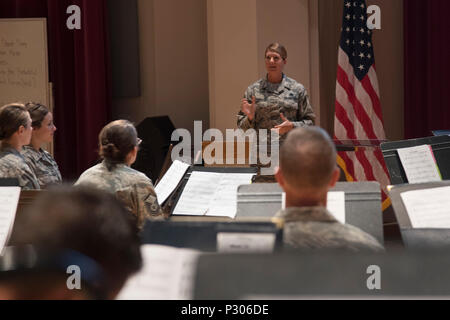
[
  {"xmin": 237, "ymin": 86, "xmax": 255, "ymax": 130},
  {"xmin": 116, "ymin": 187, "xmax": 140, "ymax": 228},
  {"xmin": 116, "ymin": 182, "xmax": 163, "ymax": 229},
  {"xmin": 19, "ymin": 167, "xmax": 41, "ymax": 190},
  {"xmin": 20, "ymin": 156, "xmax": 41, "ymax": 189},
  {"xmin": 135, "ymin": 182, "xmax": 163, "ymax": 228},
  {"xmin": 292, "ymin": 87, "xmax": 316, "ymax": 128},
  {"xmin": 22, "ymin": 153, "xmax": 36, "ymax": 173}
]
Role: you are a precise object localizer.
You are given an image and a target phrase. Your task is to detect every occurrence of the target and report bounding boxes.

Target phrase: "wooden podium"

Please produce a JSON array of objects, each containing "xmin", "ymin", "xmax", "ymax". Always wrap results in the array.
[{"xmin": 201, "ymin": 141, "xmax": 252, "ymax": 167}]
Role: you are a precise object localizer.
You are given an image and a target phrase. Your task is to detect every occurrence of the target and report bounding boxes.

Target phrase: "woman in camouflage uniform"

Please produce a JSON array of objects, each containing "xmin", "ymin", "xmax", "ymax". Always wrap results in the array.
[
  {"xmin": 75, "ymin": 120, "xmax": 163, "ymax": 229},
  {"xmin": 22, "ymin": 102, "xmax": 62, "ymax": 188},
  {"xmin": 0, "ymin": 103, "xmax": 40, "ymax": 189},
  {"xmin": 238, "ymin": 43, "xmax": 316, "ymax": 136}
]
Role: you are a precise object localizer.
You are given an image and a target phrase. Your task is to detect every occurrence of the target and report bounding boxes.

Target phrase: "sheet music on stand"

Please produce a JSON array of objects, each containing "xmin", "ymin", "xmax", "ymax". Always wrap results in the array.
[
  {"xmin": 381, "ymin": 135, "xmax": 450, "ymax": 185},
  {"xmin": 173, "ymin": 171, "xmax": 255, "ymax": 218},
  {"xmin": 116, "ymin": 244, "xmax": 201, "ymax": 300},
  {"xmin": 397, "ymin": 145, "xmax": 442, "ymax": 184},
  {"xmin": 0, "ymin": 187, "xmax": 21, "ymax": 255},
  {"xmin": 154, "ymin": 160, "xmax": 190, "ymax": 205},
  {"xmin": 208, "ymin": 174, "xmax": 255, "ymax": 217},
  {"xmin": 388, "ymin": 181, "xmax": 450, "ymax": 249},
  {"xmin": 400, "ymin": 186, "xmax": 450, "ymax": 229},
  {"xmin": 327, "ymin": 192, "xmax": 346, "ymax": 224},
  {"xmin": 172, "ymin": 171, "xmax": 217, "ymax": 216}
]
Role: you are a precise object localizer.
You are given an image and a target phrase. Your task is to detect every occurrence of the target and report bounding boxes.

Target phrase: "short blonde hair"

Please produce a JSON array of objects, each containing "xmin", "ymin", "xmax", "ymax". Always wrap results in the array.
[{"xmin": 265, "ymin": 43, "xmax": 288, "ymax": 60}]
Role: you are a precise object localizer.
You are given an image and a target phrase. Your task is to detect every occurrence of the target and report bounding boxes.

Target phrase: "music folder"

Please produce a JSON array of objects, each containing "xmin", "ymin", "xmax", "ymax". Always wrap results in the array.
[
  {"xmin": 141, "ymin": 166, "xmax": 283, "ymax": 252},
  {"xmin": 388, "ymin": 180, "xmax": 450, "ymax": 249},
  {"xmin": 169, "ymin": 166, "xmax": 257, "ymax": 217}
]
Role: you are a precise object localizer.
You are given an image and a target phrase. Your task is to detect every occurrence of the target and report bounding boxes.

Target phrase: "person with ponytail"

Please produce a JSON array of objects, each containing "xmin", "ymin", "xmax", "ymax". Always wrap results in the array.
[
  {"xmin": 21, "ymin": 102, "xmax": 62, "ymax": 188},
  {"xmin": 0, "ymin": 103, "xmax": 40, "ymax": 189},
  {"xmin": 75, "ymin": 120, "xmax": 162, "ymax": 229}
]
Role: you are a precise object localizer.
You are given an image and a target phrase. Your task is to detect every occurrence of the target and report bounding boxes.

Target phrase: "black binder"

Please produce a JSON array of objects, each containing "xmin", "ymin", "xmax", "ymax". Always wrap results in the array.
[
  {"xmin": 381, "ymin": 135, "xmax": 450, "ymax": 185},
  {"xmin": 140, "ymin": 219, "xmax": 283, "ymax": 252},
  {"xmin": 389, "ymin": 181, "xmax": 450, "ymax": 249},
  {"xmin": 0, "ymin": 178, "xmax": 19, "ymax": 186},
  {"xmin": 236, "ymin": 182, "xmax": 383, "ymax": 244}
]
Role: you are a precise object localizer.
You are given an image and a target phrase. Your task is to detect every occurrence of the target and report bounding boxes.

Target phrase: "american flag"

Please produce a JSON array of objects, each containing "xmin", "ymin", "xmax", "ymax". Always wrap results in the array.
[{"xmin": 334, "ymin": 0, "xmax": 391, "ymax": 210}]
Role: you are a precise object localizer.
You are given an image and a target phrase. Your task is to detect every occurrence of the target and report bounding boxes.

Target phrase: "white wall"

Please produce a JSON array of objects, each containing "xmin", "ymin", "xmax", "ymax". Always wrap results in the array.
[
  {"xmin": 207, "ymin": 0, "xmax": 259, "ymax": 133},
  {"xmin": 256, "ymin": 0, "xmax": 311, "ymax": 88}
]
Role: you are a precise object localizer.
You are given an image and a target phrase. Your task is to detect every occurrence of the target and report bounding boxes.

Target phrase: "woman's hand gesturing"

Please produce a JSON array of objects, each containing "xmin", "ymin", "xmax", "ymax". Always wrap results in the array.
[{"xmin": 241, "ymin": 96, "xmax": 256, "ymax": 121}]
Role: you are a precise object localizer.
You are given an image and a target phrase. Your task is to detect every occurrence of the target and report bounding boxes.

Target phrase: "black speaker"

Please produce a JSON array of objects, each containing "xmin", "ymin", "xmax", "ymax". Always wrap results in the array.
[
  {"xmin": 132, "ymin": 116, "xmax": 176, "ymax": 183},
  {"xmin": 107, "ymin": 0, "xmax": 141, "ymax": 98}
]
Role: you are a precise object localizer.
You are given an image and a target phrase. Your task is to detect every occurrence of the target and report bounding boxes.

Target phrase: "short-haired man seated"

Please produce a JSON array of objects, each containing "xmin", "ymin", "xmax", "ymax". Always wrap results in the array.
[{"xmin": 275, "ymin": 127, "xmax": 384, "ymax": 252}]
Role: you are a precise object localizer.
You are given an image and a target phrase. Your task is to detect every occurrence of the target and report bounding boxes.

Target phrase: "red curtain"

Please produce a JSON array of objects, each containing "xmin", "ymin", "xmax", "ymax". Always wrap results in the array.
[
  {"xmin": 0, "ymin": 0, "xmax": 111, "ymax": 180},
  {"xmin": 404, "ymin": 0, "xmax": 450, "ymax": 139}
]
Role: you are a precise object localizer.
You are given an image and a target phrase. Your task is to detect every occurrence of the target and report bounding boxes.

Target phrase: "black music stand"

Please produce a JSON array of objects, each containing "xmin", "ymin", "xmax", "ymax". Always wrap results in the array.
[
  {"xmin": 140, "ymin": 219, "xmax": 283, "ymax": 252},
  {"xmin": 193, "ymin": 251, "xmax": 450, "ymax": 299},
  {"xmin": 0, "ymin": 178, "xmax": 19, "ymax": 186},
  {"xmin": 141, "ymin": 166, "xmax": 283, "ymax": 252},
  {"xmin": 381, "ymin": 135, "xmax": 450, "ymax": 185},
  {"xmin": 389, "ymin": 181, "xmax": 450, "ymax": 249}
]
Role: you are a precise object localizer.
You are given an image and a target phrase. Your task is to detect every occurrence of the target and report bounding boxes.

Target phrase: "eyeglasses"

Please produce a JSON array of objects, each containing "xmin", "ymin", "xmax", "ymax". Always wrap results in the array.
[{"xmin": 136, "ymin": 138, "xmax": 142, "ymax": 146}]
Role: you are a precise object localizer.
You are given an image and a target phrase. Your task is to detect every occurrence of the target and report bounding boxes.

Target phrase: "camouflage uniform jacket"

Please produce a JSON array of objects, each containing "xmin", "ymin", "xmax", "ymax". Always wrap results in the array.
[
  {"xmin": 21, "ymin": 146, "xmax": 62, "ymax": 189},
  {"xmin": 75, "ymin": 161, "xmax": 162, "ymax": 229},
  {"xmin": 237, "ymin": 74, "xmax": 316, "ymax": 132},
  {"xmin": 0, "ymin": 145, "xmax": 40, "ymax": 189},
  {"xmin": 276, "ymin": 206, "xmax": 384, "ymax": 252}
]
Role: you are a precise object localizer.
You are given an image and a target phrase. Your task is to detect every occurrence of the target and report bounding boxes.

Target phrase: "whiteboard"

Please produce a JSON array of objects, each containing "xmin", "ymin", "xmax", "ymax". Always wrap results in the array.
[{"xmin": 0, "ymin": 18, "xmax": 49, "ymax": 108}]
